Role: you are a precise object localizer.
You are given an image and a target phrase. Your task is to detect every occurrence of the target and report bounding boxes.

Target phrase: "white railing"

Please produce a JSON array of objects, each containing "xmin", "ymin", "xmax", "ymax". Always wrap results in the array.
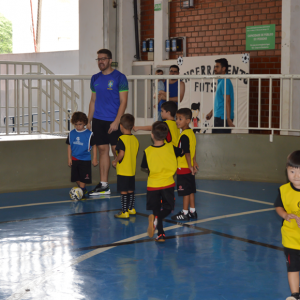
[
  {"xmin": 0, "ymin": 73, "xmax": 300, "ymax": 136},
  {"xmin": 130, "ymin": 74, "xmax": 300, "ymax": 136},
  {"xmin": 0, "ymin": 61, "xmax": 80, "ymax": 135}
]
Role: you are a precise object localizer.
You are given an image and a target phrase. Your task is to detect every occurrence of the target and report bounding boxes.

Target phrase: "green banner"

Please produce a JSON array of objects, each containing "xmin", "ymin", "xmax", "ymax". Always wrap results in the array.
[
  {"xmin": 154, "ymin": 3, "xmax": 161, "ymax": 11},
  {"xmin": 246, "ymin": 24, "xmax": 275, "ymax": 51}
]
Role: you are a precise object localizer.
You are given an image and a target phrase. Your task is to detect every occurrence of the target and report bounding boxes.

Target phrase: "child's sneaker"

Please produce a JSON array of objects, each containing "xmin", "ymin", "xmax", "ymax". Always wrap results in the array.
[
  {"xmin": 189, "ymin": 210, "xmax": 198, "ymax": 219},
  {"xmin": 286, "ymin": 297, "xmax": 299, "ymax": 300},
  {"xmin": 147, "ymin": 214, "xmax": 156, "ymax": 237},
  {"xmin": 114, "ymin": 211, "xmax": 129, "ymax": 219},
  {"xmin": 128, "ymin": 208, "xmax": 136, "ymax": 215},
  {"xmin": 286, "ymin": 295, "xmax": 300, "ymax": 300},
  {"xmin": 89, "ymin": 183, "xmax": 111, "ymax": 196},
  {"xmin": 155, "ymin": 234, "xmax": 165, "ymax": 242},
  {"xmin": 171, "ymin": 211, "xmax": 190, "ymax": 221}
]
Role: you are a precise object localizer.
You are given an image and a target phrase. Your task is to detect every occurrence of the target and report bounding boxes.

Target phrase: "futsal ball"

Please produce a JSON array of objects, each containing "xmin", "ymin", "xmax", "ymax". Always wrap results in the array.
[
  {"xmin": 242, "ymin": 53, "xmax": 250, "ymax": 64},
  {"xmin": 177, "ymin": 56, "xmax": 183, "ymax": 66},
  {"xmin": 69, "ymin": 187, "xmax": 83, "ymax": 201}
]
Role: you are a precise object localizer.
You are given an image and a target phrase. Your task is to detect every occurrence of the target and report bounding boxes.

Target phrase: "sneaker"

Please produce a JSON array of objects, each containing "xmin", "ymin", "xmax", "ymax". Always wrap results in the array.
[
  {"xmin": 286, "ymin": 295, "xmax": 300, "ymax": 300},
  {"xmin": 171, "ymin": 211, "xmax": 190, "ymax": 221},
  {"xmin": 147, "ymin": 214, "xmax": 156, "ymax": 238},
  {"xmin": 88, "ymin": 183, "xmax": 111, "ymax": 196},
  {"xmin": 155, "ymin": 234, "xmax": 165, "ymax": 242},
  {"xmin": 128, "ymin": 208, "xmax": 136, "ymax": 215},
  {"xmin": 114, "ymin": 211, "xmax": 129, "ymax": 219},
  {"xmin": 189, "ymin": 210, "xmax": 198, "ymax": 219}
]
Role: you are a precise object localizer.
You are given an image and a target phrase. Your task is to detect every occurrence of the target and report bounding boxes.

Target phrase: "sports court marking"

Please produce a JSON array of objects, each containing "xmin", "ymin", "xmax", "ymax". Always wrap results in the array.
[
  {"xmin": 0, "ymin": 189, "xmax": 271, "ymax": 211},
  {"xmin": 196, "ymin": 189, "xmax": 273, "ymax": 206},
  {"xmin": 0, "ymin": 193, "xmax": 145, "ymax": 210},
  {"xmin": 6, "ymin": 207, "xmax": 275, "ymax": 300},
  {"xmin": 0, "ymin": 209, "xmax": 121, "ymax": 224}
]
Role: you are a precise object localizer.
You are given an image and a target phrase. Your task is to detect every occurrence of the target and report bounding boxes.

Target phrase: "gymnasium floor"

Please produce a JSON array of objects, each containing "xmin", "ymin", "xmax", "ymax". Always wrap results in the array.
[{"xmin": 0, "ymin": 179, "xmax": 289, "ymax": 300}]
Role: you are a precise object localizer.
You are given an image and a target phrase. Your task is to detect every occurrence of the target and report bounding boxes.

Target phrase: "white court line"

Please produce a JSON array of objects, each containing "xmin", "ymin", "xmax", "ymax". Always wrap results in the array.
[
  {"xmin": 0, "ymin": 193, "xmax": 146, "ymax": 210},
  {"xmin": 196, "ymin": 189, "xmax": 273, "ymax": 206},
  {"xmin": 6, "ymin": 207, "xmax": 275, "ymax": 300},
  {"xmin": 0, "ymin": 190, "xmax": 271, "ymax": 210}
]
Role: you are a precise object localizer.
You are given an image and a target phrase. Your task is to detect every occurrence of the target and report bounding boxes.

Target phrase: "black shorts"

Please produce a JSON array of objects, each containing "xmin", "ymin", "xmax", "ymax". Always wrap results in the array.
[
  {"xmin": 117, "ymin": 175, "xmax": 135, "ymax": 192},
  {"xmin": 177, "ymin": 173, "xmax": 196, "ymax": 196},
  {"xmin": 92, "ymin": 118, "xmax": 122, "ymax": 146},
  {"xmin": 284, "ymin": 247, "xmax": 300, "ymax": 272},
  {"xmin": 71, "ymin": 160, "xmax": 92, "ymax": 183},
  {"xmin": 147, "ymin": 187, "xmax": 175, "ymax": 211}
]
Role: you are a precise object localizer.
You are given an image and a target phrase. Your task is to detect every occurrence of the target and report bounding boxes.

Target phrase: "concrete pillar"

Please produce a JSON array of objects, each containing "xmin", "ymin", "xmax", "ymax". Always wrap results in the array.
[
  {"xmin": 79, "ymin": 0, "xmax": 104, "ymax": 76},
  {"xmin": 154, "ymin": 0, "xmax": 169, "ymax": 64},
  {"xmin": 79, "ymin": 0, "xmax": 138, "ymax": 114},
  {"xmin": 117, "ymin": 0, "xmax": 137, "ymax": 114},
  {"xmin": 281, "ymin": 0, "xmax": 300, "ymax": 134}
]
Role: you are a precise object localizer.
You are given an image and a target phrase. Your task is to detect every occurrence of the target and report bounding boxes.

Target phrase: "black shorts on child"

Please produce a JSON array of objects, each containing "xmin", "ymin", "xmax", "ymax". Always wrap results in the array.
[
  {"xmin": 284, "ymin": 247, "xmax": 300, "ymax": 272},
  {"xmin": 117, "ymin": 175, "xmax": 135, "ymax": 192},
  {"xmin": 71, "ymin": 160, "xmax": 92, "ymax": 183},
  {"xmin": 177, "ymin": 173, "xmax": 196, "ymax": 196},
  {"xmin": 147, "ymin": 187, "xmax": 175, "ymax": 211}
]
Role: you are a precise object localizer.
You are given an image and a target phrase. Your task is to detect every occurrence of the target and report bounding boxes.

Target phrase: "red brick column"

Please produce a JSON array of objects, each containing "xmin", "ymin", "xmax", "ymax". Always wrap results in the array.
[{"xmin": 140, "ymin": 0, "xmax": 154, "ymax": 61}]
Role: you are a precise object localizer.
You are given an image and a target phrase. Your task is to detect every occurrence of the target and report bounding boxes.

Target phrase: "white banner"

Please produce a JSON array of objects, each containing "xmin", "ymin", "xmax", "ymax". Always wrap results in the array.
[{"xmin": 174, "ymin": 54, "xmax": 250, "ymax": 133}]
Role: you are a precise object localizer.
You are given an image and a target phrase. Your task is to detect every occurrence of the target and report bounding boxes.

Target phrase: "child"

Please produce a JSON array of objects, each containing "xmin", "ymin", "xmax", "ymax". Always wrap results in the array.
[
  {"xmin": 153, "ymin": 69, "xmax": 166, "ymax": 121},
  {"xmin": 141, "ymin": 121, "xmax": 184, "ymax": 242},
  {"xmin": 275, "ymin": 150, "xmax": 300, "ymax": 300},
  {"xmin": 112, "ymin": 114, "xmax": 139, "ymax": 218},
  {"xmin": 191, "ymin": 102, "xmax": 201, "ymax": 133},
  {"xmin": 171, "ymin": 108, "xmax": 199, "ymax": 221},
  {"xmin": 133, "ymin": 101, "xmax": 180, "ymax": 146},
  {"xmin": 66, "ymin": 112, "xmax": 98, "ymax": 199}
]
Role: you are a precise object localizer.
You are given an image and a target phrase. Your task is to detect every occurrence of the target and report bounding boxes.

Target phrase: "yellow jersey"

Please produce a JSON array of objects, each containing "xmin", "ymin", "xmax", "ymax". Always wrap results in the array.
[
  {"xmin": 280, "ymin": 182, "xmax": 300, "ymax": 250},
  {"xmin": 116, "ymin": 134, "xmax": 139, "ymax": 176},
  {"xmin": 144, "ymin": 143, "xmax": 178, "ymax": 189},
  {"xmin": 164, "ymin": 120, "xmax": 180, "ymax": 146},
  {"xmin": 177, "ymin": 128, "xmax": 196, "ymax": 174}
]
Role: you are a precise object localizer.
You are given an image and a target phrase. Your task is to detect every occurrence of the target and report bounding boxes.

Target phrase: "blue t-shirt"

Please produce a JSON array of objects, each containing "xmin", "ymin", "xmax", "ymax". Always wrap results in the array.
[
  {"xmin": 68, "ymin": 129, "xmax": 93, "ymax": 161},
  {"xmin": 90, "ymin": 69, "xmax": 129, "ymax": 121},
  {"xmin": 165, "ymin": 80, "xmax": 179, "ymax": 98},
  {"xmin": 164, "ymin": 80, "xmax": 179, "ymax": 108},
  {"xmin": 214, "ymin": 78, "xmax": 234, "ymax": 120},
  {"xmin": 158, "ymin": 80, "xmax": 166, "ymax": 112}
]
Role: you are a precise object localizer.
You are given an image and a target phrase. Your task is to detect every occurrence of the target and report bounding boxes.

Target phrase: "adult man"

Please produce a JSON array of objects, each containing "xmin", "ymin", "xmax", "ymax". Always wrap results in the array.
[
  {"xmin": 87, "ymin": 49, "xmax": 128, "ymax": 195},
  {"xmin": 153, "ymin": 69, "xmax": 165, "ymax": 121},
  {"xmin": 206, "ymin": 58, "xmax": 235, "ymax": 133},
  {"xmin": 158, "ymin": 65, "xmax": 185, "ymax": 106}
]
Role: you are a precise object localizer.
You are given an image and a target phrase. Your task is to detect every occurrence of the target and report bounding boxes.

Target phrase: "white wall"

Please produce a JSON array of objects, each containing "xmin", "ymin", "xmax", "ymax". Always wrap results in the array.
[{"xmin": 78, "ymin": 0, "xmax": 103, "ymax": 76}]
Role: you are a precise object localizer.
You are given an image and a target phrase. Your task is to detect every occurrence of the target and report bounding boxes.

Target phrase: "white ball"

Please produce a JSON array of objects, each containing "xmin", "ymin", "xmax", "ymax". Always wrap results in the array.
[
  {"xmin": 242, "ymin": 53, "xmax": 250, "ymax": 64},
  {"xmin": 177, "ymin": 56, "xmax": 183, "ymax": 66},
  {"xmin": 69, "ymin": 187, "xmax": 83, "ymax": 201}
]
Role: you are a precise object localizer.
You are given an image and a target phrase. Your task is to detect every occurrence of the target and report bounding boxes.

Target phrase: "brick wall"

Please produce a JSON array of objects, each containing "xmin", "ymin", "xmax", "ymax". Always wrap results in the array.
[
  {"xmin": 249, "ymin": 56, "xmax": 281, "ymax": 133},
  {"xmin": 140, "ymin": 0, "xmax": 154, "ymax": 61},
  {"xmin": 140, "ymin": 0, "xmax": 282, "ymax": 132}
]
